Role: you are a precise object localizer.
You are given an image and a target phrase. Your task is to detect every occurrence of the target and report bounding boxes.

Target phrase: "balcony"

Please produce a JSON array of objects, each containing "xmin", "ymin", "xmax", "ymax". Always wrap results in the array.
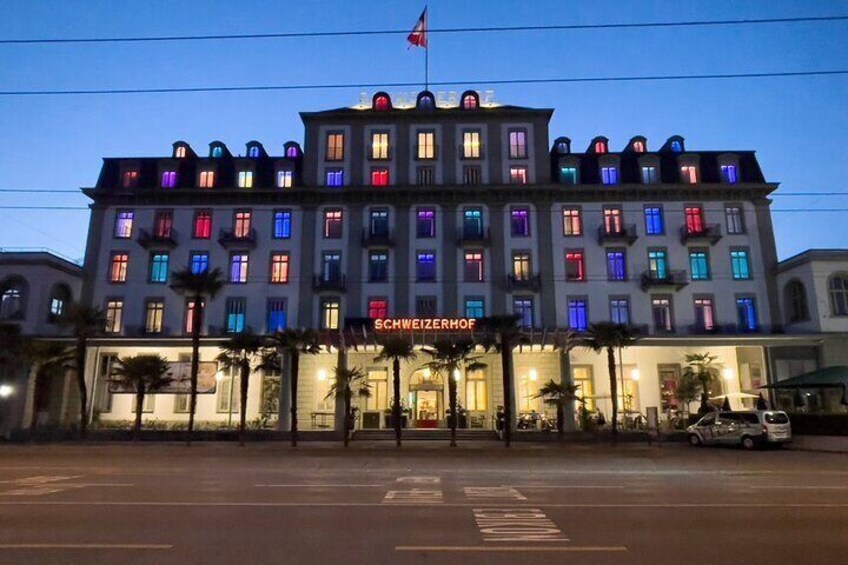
[
  {"xmin": 640, "ymin": 270, "xmax": 689, "ymax": 291},
  {"xmin": 313, "ymin": 274, "xmax": 347, "ymax": 292},
  {"xmin": 361, "ymin": 228, "xmax": 394, "ymax": 248},
  {"xmin": 218, "ymin": 228, "xmax": 257, "ymax": 249},
  {"xmin": 686, "ymin": 323, "xmax": 763, "ymax": 336},
  {"xmin": 457, "ymin": 227, "xmax": 491, "ymax": 247},
  {"xmin": 506, "ymin": 273, "xmax": 542, "ymax": 292},
  {"xmin": 137, "ymin": 228, "xmax": 178, "ymax": 249},
  {"xmin": 125, "ymin": 325, "xmax": 172, "ymax": 337},
  {"xmin": 680, "ymin": 224, "xmax": 722, "ymax": 245},
  {"xmin": 597, "ymin": 224, "xmax": 638, "ymax": 246}
]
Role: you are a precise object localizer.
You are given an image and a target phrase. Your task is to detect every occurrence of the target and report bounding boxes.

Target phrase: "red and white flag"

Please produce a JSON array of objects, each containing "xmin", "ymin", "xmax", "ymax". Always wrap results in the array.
[{"xmin": 407, "ymin": 8, "xmax": 427, "ymax": 48}]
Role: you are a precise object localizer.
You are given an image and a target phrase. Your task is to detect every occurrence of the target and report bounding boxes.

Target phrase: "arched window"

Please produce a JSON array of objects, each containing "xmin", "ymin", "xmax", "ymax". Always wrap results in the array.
[
  {"xmin": 211, "ymin": 146, "xmax": 223, "ymax": 158},
  {"xmin": 632, "ymin": 140, "xmax": 645, "ymax": 153},
  {"xmin": 554, "ymin": 137, "xmax": 570, "ymax": 154},
  {"xmin": 284, "ymin": 143, "xmax": 301, "ymax": 159},
  {"xmin": 594, "ymin": 141, "xmax": 607, "ymax": 154},
  {"xmin": 829, "ymin": 274, "xmax": 848, "ymax": 316},
  {"xmin": 248, "ymin": 146, "xmax": 260, "ymax": 158},
  {"xmin": 461, "ymin": 91, "xmax": 479, "ymax": 110},
  {"xmin": 373, "ymin": 92, "xmax": 391, "ymax": 111},
  {"xmin": 0, "ymin": 277, "xmax": 27, "ymax": 320},
  {"xmin": 48, "ymin": 284, "xmax": 72, "ymax": 322},
  {"xmin": 784, "ymin": 279, "xmax": 809, "ymax": 323},
  {"xmin": 416, "ymin": 91, "xmax": 435, "ymax": 111},
  {"xmin": 670, "ymin": 140, "xmax": 683, "ymax": 152},
  {"xmin": 175, "ymin": 146, "xmax": 186, "ymax": 158}
]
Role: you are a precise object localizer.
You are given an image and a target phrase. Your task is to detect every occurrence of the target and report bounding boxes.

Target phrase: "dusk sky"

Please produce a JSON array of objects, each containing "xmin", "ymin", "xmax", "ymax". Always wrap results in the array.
[{"xmin": 1, "ymin": 0, "xmax": 846, "ymax": 263}]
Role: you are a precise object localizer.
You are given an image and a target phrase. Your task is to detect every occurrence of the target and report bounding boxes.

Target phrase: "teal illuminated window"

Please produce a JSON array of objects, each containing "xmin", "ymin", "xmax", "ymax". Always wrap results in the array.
[
  {"xmin": 149, "ymin": 253, "xmax": 169, "ymax": 283},
  {"xmin": 648, "ymin": 250, "xmax": 668, "ymax": 279},
  {"xmin": 465, "ymin": 298, "xmax": 484, "ymax": 319},
  {"xmin": 731, "ymin": 250, "xmax": 751, "ymax": 280},
  {"xmin": 689, "ymin": 251, "xmax": 710, "ymax": 280},
  {"xmin": 560, "ymin": 167, "xmax": 577, "ymax": 185}
]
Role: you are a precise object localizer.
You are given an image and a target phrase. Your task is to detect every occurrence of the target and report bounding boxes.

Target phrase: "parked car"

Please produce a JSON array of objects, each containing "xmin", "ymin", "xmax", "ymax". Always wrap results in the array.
[{"xmin": 687, "ymin": 410, "xmax": 792, "ymax": 449}]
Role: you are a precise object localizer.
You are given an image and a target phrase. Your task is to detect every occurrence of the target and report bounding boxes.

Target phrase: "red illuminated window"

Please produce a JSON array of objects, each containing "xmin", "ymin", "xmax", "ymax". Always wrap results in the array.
[
  {"xmin": 565, "ymin": 251, "xmax": 585, "ymax": 281},
  {"xmin": 368, "ymin": 298, "xmax": 388, "ymax": 319},
  {"xmin": 462, "ymin": 93, "xmax": 479, "ymax": 109},
  {"xmin": 121, "ymin": 170, "xmax": 139, "ymax": 188},
  {"xmin": 374, "ymin": 95, "xmax": 390, "ymax": 111},
  {"xmin": 109, "ymin": 253, "xmax": 129, "ymax": 283},
  {"xmin": 685, "ymin": 207, "xmax": 704, "ymax": 234},
  {"xmin": 633, "ymin": 141, "xmax": 645, "ymax": 152},
  {"xmin": 371, "ymin": 168, "xmax": 389, "ymax": 187},
  {"xmin": 594, "ymin": 141, "xmax": 607, "ymax": 154},
  {"xmin": 194, "ymin": 210, "xmax": 212, "ymax": 239}
]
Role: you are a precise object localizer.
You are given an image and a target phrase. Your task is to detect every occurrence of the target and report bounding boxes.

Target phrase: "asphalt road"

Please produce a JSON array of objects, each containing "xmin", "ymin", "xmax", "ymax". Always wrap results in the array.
[{"xmin": 0, "ymin": 441, "xmax": 846, "ymax": 564}]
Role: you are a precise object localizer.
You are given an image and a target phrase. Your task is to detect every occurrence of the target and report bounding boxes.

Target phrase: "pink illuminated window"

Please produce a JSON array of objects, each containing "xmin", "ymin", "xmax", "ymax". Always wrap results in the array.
[
  {"xmin": 371, "ymin": 168, "xmax": 389, "ymax": 187},
  {"xmin": 462, "ymin": 93, "xmax": 478, "ymax": 109},
  {"xmin": 633, "ymin": 141, "xmax": 645, "ymax": 153},
  {"xmin": 685, "ymin": 207, "xmax": 704, "ymax": 234},
  {"xmin": 681, "ymin": 166, "xmax": 698, "ymax": 184},
  {"xmin": 175, "ymin": 146, "xmax": 187, "ymax": 158},
  {"xmin": 121, "ymin": 170, "xmax": 138, "ymax": 188},
  {"xmin": 368, "ymin": 299, "xmax": 388, "ymax": 319},
  {"xmin": 565, "ymin": 251, "xmax": 585, "ymax": 281},
  {"xmin": 194, "ymin": 211, "xmax": 212, "ymax": 239},
  {"xmin": 199, "ymin": 170, "xmax": 215, "ymax": 188},
  {"xmin": 594, "ymin": 141, "xmax": 607, "ymax": 154}
]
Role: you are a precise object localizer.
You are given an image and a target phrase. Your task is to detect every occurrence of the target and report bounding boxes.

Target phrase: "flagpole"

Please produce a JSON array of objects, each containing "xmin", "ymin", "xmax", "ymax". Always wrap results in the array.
[{"xmin": 424, "ymin": 5, "xmax": 429, "ymax": 91}]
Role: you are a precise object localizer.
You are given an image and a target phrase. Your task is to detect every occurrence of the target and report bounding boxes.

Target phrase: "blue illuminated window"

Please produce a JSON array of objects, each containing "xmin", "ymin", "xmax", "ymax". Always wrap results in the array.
[
  {"xmin": 248, "ymin": 146, "xmax": 260, "ymax": 158},
  {"xmin": 721, "ymin": 165, "xmax": 738, "ymax": 184},
  {"xmin": 190, "ymin": 252, "xmax": 209, "ymax": 275},
  {"xmin": 606, "ymin": 251, "xmax": 626, "ymax": 281},
  {"xmin": 416, "ymin": 252, "xmax": 436, "ymax": 281},
  {"xmin": 273, "ymin": 210, "xmax": 292, "ymax": 239},
  {"xmin": 644, "ymin": 207, "xmax": 664, "ymax": 235},
  {"xmin": 610, "ymin": 298, "xmax": 630, "ymax": 325},
  {"xmin": 149, "ymin": 253, "xmax": 169, "ymax": 283},
  {"xmin": 226, "ymin": 298, "xmax": 246, "ymax": 333},
  {"xmin": 670, "ymin": 140, "xmax": 683, "ymax": 152},
  {"xmin": 267, "ymin": 299, "xmax": 287, "ymax": 333},
  {"xmin": 568, "ymin": 299, "xmax": 588, "ymax": 331},
  {"xmin": 212, "ymin": 146, "xmax": 223, "ymax": 158},
  {"xmin": 731, "ymin": 250, "xmax": 751, "ymax": 280},
  {"xmin": 465, "ymin": 298, "xmax": 484, "ymax": 319},
  {"xmin": 326, "ymin": 169, "xmax": 344, "ymax": 187},
  {"xmin": 736, "ymin": 297, "xmax": 757, "ymax": 331},
  {"xmin": 601, "ymin": 167, "xmax": 618, "ymax": 185},
  {"xmin": 513, "ymin": 298, "xmax": 534, "ymax": 328}
]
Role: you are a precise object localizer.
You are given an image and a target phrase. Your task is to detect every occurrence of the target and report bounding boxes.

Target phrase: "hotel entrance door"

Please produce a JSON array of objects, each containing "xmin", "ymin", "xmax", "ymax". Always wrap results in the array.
[{"xmin": 409, "ymin": 369, "xmax": 443, "ymax": 428}]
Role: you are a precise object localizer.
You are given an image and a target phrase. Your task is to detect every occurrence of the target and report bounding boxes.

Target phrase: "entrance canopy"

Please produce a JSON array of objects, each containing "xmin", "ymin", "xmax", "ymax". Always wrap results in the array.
[{"xmin": 761, "ymin": 366, "xmax": 848, "ymax": 389}]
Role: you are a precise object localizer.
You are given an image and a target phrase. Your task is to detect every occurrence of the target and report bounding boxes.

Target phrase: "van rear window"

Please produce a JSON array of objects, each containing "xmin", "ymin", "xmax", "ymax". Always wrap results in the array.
[
  {"xmin": 765, "ymin": 413, "xmax": 789, "ymax": 424},
  {"xmin": 741, "ymin": 414, "xmax": 759, "ymax": 424}
]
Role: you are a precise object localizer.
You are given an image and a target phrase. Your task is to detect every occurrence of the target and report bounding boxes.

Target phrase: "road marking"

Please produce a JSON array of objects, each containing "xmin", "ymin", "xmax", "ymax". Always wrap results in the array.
[
  {"xmin": 507, "ymin": 485, "xmax": 626, "ymax": 490},
  {"xmin": 465, "ymin": 487, "xmax": 526, "ymax": 500},
  {"xmin": 747, "ymin": 486, "xmax": 848, "ymax": 490},
  {"xmin": 2, "ymin": 501, "xmax": 848, "ymax": 509},
  {"xmin": 383, "ymin": 489, "xmax": 443, "ymax": 504},
  {"xmin": 255, "ymin": 484, "xmax": 384, "ymax": 488},
  {"xmin": 396, "ymin": 546, "xmax": 627, "ymax": 552},
  {"xmin": 0, "ymin": 544, "xmax": 172, "ymax": 550},
  {"xmin": 396, "ymin": 476, "xmax": 441, "ymax": 484},
  {"xmin": 473, "ymin": 507, "xmax": 567, "ymax": 542}
]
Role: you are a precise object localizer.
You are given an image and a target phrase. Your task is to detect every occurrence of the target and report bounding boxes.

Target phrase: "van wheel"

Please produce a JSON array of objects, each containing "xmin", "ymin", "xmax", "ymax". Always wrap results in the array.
[
  {"xmin": 688, "ymin": 434, "xmax": 701, "ymax": 447},
  {"xmin": 741, "ymin": 436, "xmax": 756, "ymax": 450}
]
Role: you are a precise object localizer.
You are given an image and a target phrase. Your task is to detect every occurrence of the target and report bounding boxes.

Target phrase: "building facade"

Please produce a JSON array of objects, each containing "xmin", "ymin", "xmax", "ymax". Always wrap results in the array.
[{"xmin": 76, "ymin": 90, "xmax": 801, "ymax": 432}]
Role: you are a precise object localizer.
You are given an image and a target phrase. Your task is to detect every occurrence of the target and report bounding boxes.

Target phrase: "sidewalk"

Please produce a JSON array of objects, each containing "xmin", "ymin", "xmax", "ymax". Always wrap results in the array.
[{"xmin": 786, "ymin": 435, "xmax": 848, "ymax": 454}]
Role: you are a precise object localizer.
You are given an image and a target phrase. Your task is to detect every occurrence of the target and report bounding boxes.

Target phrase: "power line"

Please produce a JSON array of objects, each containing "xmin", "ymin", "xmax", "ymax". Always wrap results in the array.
[
  {"xmin": 1, "ymin": 70, "xmax": 846, "ymax": 97},
  {"xmin": 3, "ymin": 206, "xmax": 848, "ymax": 213},
  {"xmin": 2, "ymin": 15, "xmax": 846, "ymax": 45}
]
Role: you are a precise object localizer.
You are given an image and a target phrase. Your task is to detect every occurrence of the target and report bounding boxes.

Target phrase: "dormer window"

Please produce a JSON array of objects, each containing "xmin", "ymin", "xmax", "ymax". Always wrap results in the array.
[
  {"xmin": 175, "ymin": 146, "xmax": 187, "ymax": 158},
  {"xmin": 594, "ymin": 140, "xmax": 607, "ymax": 154},
  {"xmin": 284, "ymin": 143, "xmax": 302, "ymax": 158},
  {"xmin": 632, "ymin": 140, "xmax": 645, "ymax": 153},
  {"xmin": 671, "ymin": 140, "xmax": 683, "ymax": 152},
  {"xmin": 555, "ymin": 139, "xmax": 571, "ymax": 154},
  {"xmin": 211, "ymin": 146, "xmax": 223, "ymax": 158},
  {"xmin": 248, "ymin": 146, "xmax": 260, "ymax": 158},
  {"xmin": 416, "ymin": 91, "xmax": 435, "ymax": 111},
  {"xmin": 721, "ymin": 164, "xmax": 738, "ymax": 184},
  {"xmin": 121, "ymin": 170, "xmax": 139, "ymax": 188},
  {"xmin": 373, "ymin": 92, "xmax": 391, "ymax": 111},
  {"xmin": 461, "ymin": 91, "xmax": 479, "ymax": 110}
]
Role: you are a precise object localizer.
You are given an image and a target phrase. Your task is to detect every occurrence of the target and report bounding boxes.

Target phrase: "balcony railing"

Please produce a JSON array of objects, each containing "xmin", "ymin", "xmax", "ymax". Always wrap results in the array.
[
  {"xmin": 313, "ymin": 274, "xmax": 347, "ymax": 292},
  {"xmin": 218, "ymin": 228, "xmax": 257, "ymax": 248},
  {"xmin": 597, "ymin": 223, "xmax": 638, "ymax": 245},
  {"xmin": 506, "ymin": 273, "xmax": 542, "ymax": 292},
  {"xmin": 457, "ymin": 227, "xmax": 491, "ymax": 247},
  {"xmin": 137, "ymin": 228, "xmax": 178, "ymax": 249},
  {"xmin": 125, "ymin": 325, "xmax": 172, "ymax": 337},
  {"xmin": 686, "ymin": 323, "xmax": 764, "ymax": 336},
  {"xmin": 361, "ymin": 228, "xmax": 394, "ymax": 248},
  {"xmin": 680, "ymin": 224, "xmax": 722, "ymax": 245},
  {"xmin": 640, "ymin": 269, "xmax": 689, "ymax": 291}
]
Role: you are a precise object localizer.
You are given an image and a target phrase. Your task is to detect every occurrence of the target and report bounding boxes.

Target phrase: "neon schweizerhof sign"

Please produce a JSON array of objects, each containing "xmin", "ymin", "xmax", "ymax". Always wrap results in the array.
[{"xmin": 374, "ymin": 318, "xmax": 477, "ymax": 332}]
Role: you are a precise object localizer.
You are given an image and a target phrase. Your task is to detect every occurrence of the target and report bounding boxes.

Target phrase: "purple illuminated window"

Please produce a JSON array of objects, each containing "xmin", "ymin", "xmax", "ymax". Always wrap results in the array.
[
  {"xmin": 286, "ymin": 146, "xmax": 299, "ymax": 158},
  {"xmin": 416, "ymin": 208, "xmax": 435, "ymax": 238},
  {"xmin": 510, "ymin": 208, "xmax": 530, "ymax": 237},
  {"xmin": 161, "ymin": 171, "xmax": 177, "ymax": 188}
]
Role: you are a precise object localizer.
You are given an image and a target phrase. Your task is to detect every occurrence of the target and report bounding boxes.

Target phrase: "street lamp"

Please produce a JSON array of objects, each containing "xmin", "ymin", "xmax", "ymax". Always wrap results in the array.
[
  {"xmin": 630, "ymin": 369, "xmax": 640, "ymax": 382},
  {"xmin": 0, "ymin": 384, "xmax": 13, "ymax": 399},
  {"xmin": 722, "ymin": 368, "xmax": 734, "ymax": 381}
]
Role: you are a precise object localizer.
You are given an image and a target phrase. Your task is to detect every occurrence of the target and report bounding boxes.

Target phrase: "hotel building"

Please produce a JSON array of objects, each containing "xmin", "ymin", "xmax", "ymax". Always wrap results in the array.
[{"xmin": 60, "ymin": 89, "xmax": 844, "ymax": 433}]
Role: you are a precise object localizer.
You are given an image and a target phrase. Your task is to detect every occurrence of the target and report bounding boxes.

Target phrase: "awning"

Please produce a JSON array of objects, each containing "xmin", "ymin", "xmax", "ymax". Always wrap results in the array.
[{"xmin": 761, "ymin": 366, "xmax": 848, "ymax": 389}]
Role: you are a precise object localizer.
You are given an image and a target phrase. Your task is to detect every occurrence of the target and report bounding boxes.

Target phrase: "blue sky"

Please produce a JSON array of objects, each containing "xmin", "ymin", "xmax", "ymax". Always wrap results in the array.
[{"xmin": 0, "ymin": 0, "xmax": 846, "ymax": 262}]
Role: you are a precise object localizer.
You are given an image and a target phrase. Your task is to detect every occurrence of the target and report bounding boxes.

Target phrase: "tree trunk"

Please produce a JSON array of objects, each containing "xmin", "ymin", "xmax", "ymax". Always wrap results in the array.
[
  {"xmin": 75, "ymin": 337, "xmax": 88, "ymax": 439},
  {"xmin": 239, "ymin": 360, "xmax": 250, "ymax": 446},
  {"xmin": 343, "ymin": 390, "xmax": 351, "ymax": 447},
  {"xmin": 290, "ymin": 351, "xmax": 299, "ymax": 447},
  {"xmin": 557, "ymin": 403, "xmax": 564, "ymax": 440},
  {"xmin": 187, "ymin": 293, "xmax": 202, "ymax": 445},
  {"xmin": 500, "ymin": 339, "xmax": 514, "ymax": 447},
  {"xmin": 607, "ymin": 347, "xmax": 618, "ymax": 445},
  {"xmin": 392, "ymin": 358, "xmax": 401, "ymax": 448},
  {"xmin": 133, "ymin": 388, "xmax": 144, "ymax": 443},
  {"xmin": 448, "ymin": 370, "xmax": 458, "ymax": 447}
]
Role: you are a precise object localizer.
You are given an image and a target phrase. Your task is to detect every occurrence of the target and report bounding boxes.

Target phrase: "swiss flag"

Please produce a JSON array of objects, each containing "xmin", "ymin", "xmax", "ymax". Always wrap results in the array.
[{"xmin": 407, "ymin": 8, "xmax": 427, "ymax": 48}]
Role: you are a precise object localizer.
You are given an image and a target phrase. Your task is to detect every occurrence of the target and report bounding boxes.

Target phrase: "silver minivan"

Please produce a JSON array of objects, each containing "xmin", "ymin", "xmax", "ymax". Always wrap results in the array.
[{"xmin": 687, "ymin": 410, "xmax": 792, "ymax": 449}]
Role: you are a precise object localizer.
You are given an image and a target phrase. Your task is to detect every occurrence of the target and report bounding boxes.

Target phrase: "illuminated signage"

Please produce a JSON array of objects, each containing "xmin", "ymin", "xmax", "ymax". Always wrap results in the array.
[{"xmin": 374, "ymin": 318, "xmax": 477, "ymax": 332}]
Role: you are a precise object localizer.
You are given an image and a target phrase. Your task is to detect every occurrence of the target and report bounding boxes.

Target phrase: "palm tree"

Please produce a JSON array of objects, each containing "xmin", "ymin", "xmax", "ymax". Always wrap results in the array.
[
  {"xmin": 476, "ymin": 315, "xmax": 523, "ymax": 447},
  {"xmin": 170, "ymin": 267, "xmax": 224, "ymax": 441},
  {"xmin": 582, "ymin": 322, "xmax": 640, "ymax": 444},
  {"xmin": 265, "ymin": 329, "xmax": 321, "ymax": 446},
  {"xmin": 682, "ymin": 352, "xmax": 720, "ymax": 415},
  {"xmin": 534, "ymin": 379, "xmax": 581, "ymax": 440},
  {"xmin": 109, "ymin": 355, "xmax": 173, "ymax": 441},
  {"xmin": 24, "ymin": 340, "xmax": 72, "ymax": 430},
  {"xmin": 326, "ymin": 366, "xmax": 371, "ymax": 447},
  {"xmin": 215, "ymin": 332, "xmax": 264, "ymax": 446},
  {"xmin": 373, "ymin": 336, "xmax": 416, "ymax": 447},
  {"xmin": 421, "ymin": 339, "xmax": 485, "ymax": 447},
  {"xmin": 57, "ymin": 303, "xmax": 105, "ymax": 439}
]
